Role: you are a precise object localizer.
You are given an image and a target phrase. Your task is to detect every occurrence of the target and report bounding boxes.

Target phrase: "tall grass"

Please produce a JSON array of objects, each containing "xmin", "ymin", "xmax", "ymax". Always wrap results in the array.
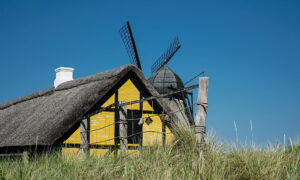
[{"xmin": 0, "ymin": 127, "xmax": 299, "ymax": 179}]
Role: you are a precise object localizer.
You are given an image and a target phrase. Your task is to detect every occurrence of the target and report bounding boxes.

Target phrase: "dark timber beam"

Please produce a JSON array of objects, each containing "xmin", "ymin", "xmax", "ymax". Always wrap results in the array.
[{"xmin": 85, "ymin": 84, "xmax": 199, "ymax": 118}]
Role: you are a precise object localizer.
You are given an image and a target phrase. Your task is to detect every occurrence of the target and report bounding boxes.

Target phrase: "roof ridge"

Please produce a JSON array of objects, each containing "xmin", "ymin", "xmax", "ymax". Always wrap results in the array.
[{"xmin": 0, "ymin": 65, "xmax": 137, "ymax": 110}]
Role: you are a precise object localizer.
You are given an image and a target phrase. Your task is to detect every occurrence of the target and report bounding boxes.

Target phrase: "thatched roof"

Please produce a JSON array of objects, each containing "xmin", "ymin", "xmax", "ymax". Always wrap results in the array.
[{"xmin": 0, "ymin": 65, "xmax": 177, "ymax": 148}]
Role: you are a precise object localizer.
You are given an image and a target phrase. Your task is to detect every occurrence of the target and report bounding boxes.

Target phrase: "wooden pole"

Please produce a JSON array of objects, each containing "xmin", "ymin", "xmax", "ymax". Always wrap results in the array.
[
  {"xmin": 22, "ymin": 151, "xmax": 29, "ymax": 164},
  {"xmin": 194, "ymin": 77, "xmax": 209, "ymax": 148},
  {"xmin": 162, "ymin": 123, "xmax": 166, "ymax": 147},
  {"xmin": 119, "ymin": 101, "xmax": 128, "ymax": 157},
  {"xmin": 80, "ymin": 118, "xmax": 89, "ymax": 158}
]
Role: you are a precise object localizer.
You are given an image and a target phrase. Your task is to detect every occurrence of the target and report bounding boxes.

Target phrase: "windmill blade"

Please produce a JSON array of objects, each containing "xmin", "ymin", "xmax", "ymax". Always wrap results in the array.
[
  {"xmin": 184, "ymin": 72, "xmax": 205, "ymax": 85},
  {"xmin": 151, "ymin": 37, "xmax": 181, "ymax": 74},
  {"xmin": 119, "ymin": 21, "xmax": 142, "ymax": 70}
]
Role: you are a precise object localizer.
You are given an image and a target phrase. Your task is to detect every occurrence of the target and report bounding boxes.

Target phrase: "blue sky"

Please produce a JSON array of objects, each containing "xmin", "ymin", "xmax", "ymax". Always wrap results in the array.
[{"xmin": 0, "ymin": 0, "xmax": 299, "ymax": 144}]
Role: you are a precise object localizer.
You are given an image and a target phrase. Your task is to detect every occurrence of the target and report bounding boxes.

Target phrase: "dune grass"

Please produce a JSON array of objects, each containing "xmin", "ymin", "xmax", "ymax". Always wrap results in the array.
[{"xmin": 0, "ymin": 127, "xmax": 299, "ymax": 180}]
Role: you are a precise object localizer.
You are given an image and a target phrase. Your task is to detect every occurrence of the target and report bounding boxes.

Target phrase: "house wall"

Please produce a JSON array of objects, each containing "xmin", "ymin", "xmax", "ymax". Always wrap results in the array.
[{"xmin": 62, "ymin": 78, "xmax": 173, "ymax": 157}]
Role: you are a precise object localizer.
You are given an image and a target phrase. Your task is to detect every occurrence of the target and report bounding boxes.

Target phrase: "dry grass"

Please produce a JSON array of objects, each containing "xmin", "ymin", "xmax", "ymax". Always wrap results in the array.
[{"xmin": 0, "ymin": 127, "xmax": 299, "ymax": 180}]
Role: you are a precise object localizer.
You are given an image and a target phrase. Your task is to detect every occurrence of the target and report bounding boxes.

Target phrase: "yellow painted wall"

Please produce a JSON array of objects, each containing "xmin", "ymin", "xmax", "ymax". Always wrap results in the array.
[
  {"xmin": 101, "ymin": 94, "xmax": 115, "ymax": 108},
  {"xmin": 118, "ymin": 79, "xmax": 140, "ymax": 110},
  {"xmin": 62, "ymin": 78, "xmax": 174, "ymax": 157},
  {"xmin": 142, "ymin": 112, "xmax": 174, "ymax": 146},
  {"xmin": 143, "ymin": 99, "xmax": 154, "ymax": 111},
  {"xmin": 165, "ymin": 126, "xmax": 174, "ymax": 144},
  {"xmin": 142, "ymin": 114, "xmax": 162, "ymax": 146},
  {"xmin": 90, "ymin": 111, "xmax": 115, "ymax": 145},
  {"xmin": 63, "ymin": 128, "xmax": 80, "ymax": 144}
]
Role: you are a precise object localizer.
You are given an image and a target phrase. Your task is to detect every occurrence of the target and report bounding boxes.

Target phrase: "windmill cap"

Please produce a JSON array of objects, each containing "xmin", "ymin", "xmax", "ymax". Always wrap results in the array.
[{"xmin": 148, "ymin": 65, "xmax": 184, "ymax": 96}]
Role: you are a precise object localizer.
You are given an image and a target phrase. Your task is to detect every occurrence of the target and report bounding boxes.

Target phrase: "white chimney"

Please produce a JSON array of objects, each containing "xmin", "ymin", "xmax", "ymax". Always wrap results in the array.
[{"xmin": 54, "ymin": 67, "xmax": 74, "ymax": 88}]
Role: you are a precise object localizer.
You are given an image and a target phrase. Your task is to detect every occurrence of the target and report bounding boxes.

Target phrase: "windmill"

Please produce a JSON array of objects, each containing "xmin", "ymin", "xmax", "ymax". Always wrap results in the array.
[{"xmin": 119, "ymin": 21, "xmax": 201, "ymax": 124}]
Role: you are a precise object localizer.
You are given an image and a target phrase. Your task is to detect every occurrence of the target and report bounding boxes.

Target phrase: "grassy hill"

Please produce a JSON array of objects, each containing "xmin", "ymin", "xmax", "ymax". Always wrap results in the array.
[{"xmin": 1, "ymin": 128, "xmax": 299, "ymax": 180}]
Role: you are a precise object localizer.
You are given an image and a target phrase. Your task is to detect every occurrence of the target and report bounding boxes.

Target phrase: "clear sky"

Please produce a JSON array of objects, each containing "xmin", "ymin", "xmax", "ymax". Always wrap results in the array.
[{"xmin": 0, "ymin": 0, "xmax": 299, "ymax": 145}]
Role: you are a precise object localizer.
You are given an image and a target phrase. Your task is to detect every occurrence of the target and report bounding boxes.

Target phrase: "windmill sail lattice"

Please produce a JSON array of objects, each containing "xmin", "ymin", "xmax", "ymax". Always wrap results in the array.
[
  {"xmin": 119, "ymin": 20, "xmax": 194, "ymax": 125},
  {"xmin": 151, "ymin": 37, "xmax": 181, "ymax": 74},
  {"xmin": 119, "ymin": 21, "xmax": 142, "ymax": 70}
]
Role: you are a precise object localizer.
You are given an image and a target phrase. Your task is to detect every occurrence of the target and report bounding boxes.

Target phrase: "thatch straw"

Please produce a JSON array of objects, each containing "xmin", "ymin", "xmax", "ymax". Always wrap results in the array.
[{"xmin": 0, "ymin": 65, "xmax": 180, "ymax": 149}]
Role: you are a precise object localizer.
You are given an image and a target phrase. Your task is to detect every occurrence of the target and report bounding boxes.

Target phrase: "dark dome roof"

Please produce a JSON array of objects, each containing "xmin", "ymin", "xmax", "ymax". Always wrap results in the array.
[{"xmin": 148, "ymin": 65, "xmax": 184, "ymax": 95}]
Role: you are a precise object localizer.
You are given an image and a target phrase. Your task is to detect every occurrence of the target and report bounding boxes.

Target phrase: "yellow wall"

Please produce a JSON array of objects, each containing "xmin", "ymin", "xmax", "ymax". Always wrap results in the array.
[
  {"xmin": 143, "ymin": 99, "xmax": 154, "ymax": 111},
  {"xmin": 62, "ymin": 78, "xmax": 173, "ymax": 157},
  {"xmin": 118, "ymin": 79, "xmax": 140, "ymax": 110},
  {"xmin": 142, "ymin": 114, "xmax": 162, "ymax": 146},
  {"xmin": 165, "ymin": 125, "xmax": 173, "ymax": 144},
  {"xmin": 90, "ymin": 111, "xmax": 115, "ymax": 145},
  {"xmin": 101, "ymin": 94, "xmax": 115, "ymax": 108},
  {"xmin": 142, "ymin": 114, "xmax": 174, "ymax": 146},
  {"xmin": 63, "ymin": 128, "xmax": 80, "ymax": 144}
]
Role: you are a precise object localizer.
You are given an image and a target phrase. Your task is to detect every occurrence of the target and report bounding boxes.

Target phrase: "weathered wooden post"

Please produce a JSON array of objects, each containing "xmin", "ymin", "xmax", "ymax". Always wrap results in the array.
[
  {"xmin": 194, "ymin": 77, "xmax": 209, "ymax": 148},
  {"xmin": 80, "ymin": 118, "xmax": 89, "ymax": 158},
  {"xmin": 162, "ymin": 123, "xmax": 166, "ymax": 147},
  {"xmin": 22, "ymin": 151, "xmax": 29, "ymax": 164},
  {"xmin": 119, "ymin": 101, "xmax": 128, "ymax": 157}
]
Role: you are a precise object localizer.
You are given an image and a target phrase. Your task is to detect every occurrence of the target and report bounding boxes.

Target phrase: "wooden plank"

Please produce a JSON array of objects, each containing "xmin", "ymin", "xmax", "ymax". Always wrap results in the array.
[
  {"xmin": 85, "ymin": 84, "xmax": 199, "ymax": 118},
  {"xmin": 194, "ymin": 77, "xmax": 209, "ymax": 148},
  {"xmin": 119, "ymin": 101, "xmax": 128, "ymax": 157},
  {"xmin": 22, "ymin": 151, "xmax": 29, "ymax": 164},
  {"xmin": 162, "ymin": 123, "xmax": 166, "ymax": 147},
  {"xmin": 139, "ymin": 93, "xmax": 143, "ymax": 148},
  {"xmin": 80, "ymin": 118, "xmax": 90, "ymax": 158}
]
